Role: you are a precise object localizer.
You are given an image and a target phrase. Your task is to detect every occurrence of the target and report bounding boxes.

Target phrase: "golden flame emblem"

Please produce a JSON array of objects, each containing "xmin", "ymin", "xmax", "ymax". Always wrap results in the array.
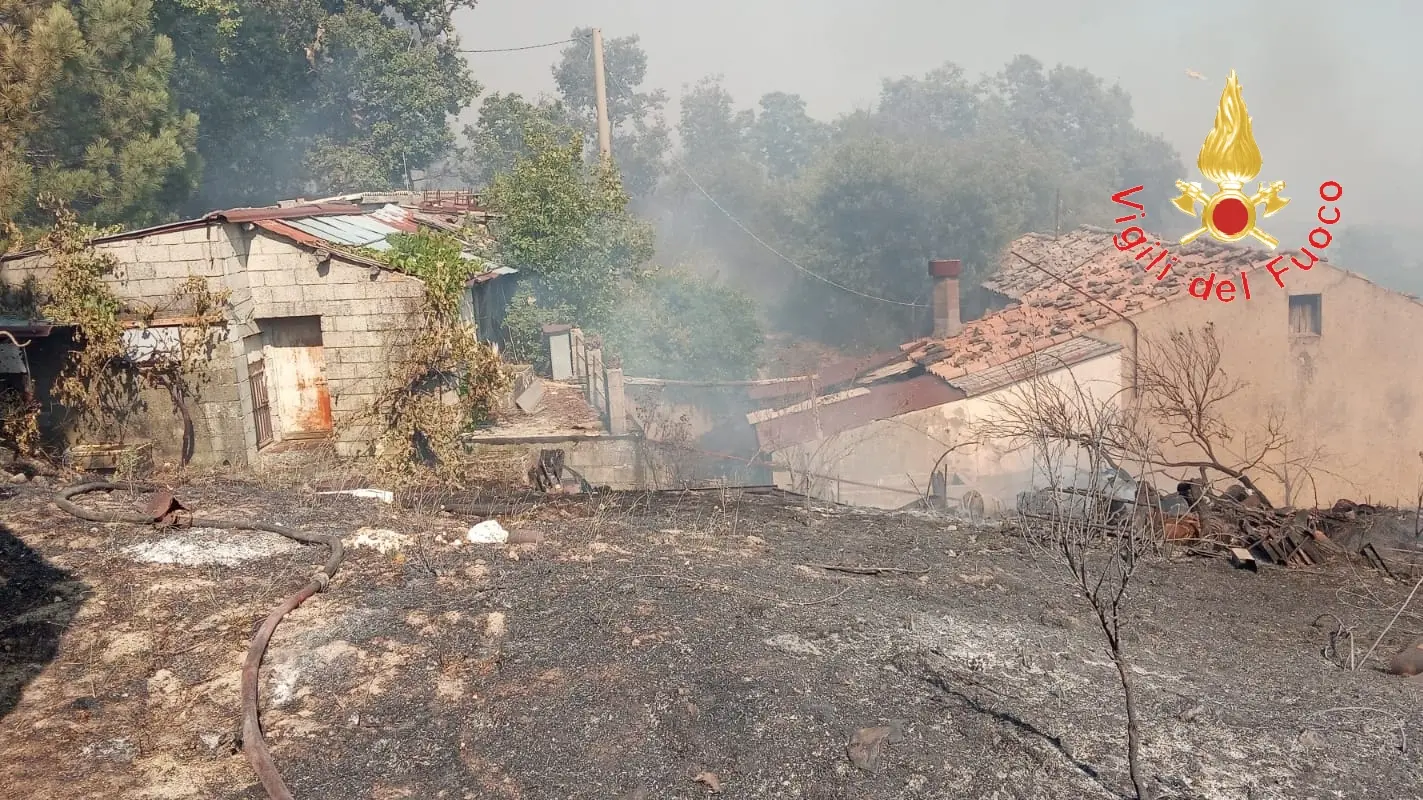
[{"xmin": 1171, "ymin": 70, "xmax": 1289, "ymax": 248}]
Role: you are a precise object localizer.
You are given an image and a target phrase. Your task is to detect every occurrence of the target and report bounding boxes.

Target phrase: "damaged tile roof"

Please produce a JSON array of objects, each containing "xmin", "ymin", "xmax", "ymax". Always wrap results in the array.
[
  {"xmin": 946, "ymin": 336, "xmax": 1122, "ymax": 397},
  {"xmin": 748, "ymin": 226, "xmax": 1269, "ymax": 447},
  {"xmin": 905, "ymin": 225, "xmax": 1279, "ymax": 382},
  {"xmin": 746, "ymin": 349, "xmax": 908, "ymax": 403}
]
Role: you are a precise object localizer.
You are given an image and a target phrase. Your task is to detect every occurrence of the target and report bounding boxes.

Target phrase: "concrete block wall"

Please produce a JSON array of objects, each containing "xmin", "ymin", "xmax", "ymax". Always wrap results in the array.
[
  {"xmin": 238, "ymin": 232, "xmax": 427, "ymax": 459},
  {"xmin": 565, "ymin": 438, "xmax": 643, "ymax": 488},
  {"xmin": 2, "ymin": 225, "xmax": 433, "ymax": 467},
  {"xmin": 1, "ymin": 225, "xmax": 251, "ymax": 467}
]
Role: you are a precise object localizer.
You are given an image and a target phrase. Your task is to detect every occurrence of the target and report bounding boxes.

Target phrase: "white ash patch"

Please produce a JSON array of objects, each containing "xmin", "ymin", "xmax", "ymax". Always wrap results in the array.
[
  {"xmin": 904, "ymin": 613, "xmax": 1025, "ymax": 672},
  {"xmin": 347, "ymin": 527, "xmax": 411, "ymax": 555},
  {"xmin": 122, "ymin": 527, "xmax": 299, "ymax": 567},
  {"xmin": 764, "ymin": 633, "xmax": 823, "ymax": 657}
]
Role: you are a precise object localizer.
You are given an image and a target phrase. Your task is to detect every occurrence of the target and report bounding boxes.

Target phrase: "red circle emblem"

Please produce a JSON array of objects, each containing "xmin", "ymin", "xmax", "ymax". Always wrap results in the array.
[{"xmin": 1210, "ymin": 197, "xmax": 1250, "ymax": 236}]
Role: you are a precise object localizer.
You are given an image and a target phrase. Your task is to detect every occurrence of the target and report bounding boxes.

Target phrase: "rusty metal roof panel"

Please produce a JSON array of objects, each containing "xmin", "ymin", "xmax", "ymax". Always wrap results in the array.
[
  {"xmin": 219, "ymin": 203, "xmax": 361, "ymax": 223},
  {"xmin": 750, "ymin": 374, "xmax": 965, "ymax": 451},
  {"xmin": 368, "ymin": 204, "xmax": 420, "ymax": 232}
]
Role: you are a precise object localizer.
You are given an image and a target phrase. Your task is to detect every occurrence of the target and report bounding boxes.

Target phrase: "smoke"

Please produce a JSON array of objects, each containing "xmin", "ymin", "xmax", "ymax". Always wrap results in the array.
[{"xmin": 456, "ymin": 0, "xmax": 1419, "ymax": 263}]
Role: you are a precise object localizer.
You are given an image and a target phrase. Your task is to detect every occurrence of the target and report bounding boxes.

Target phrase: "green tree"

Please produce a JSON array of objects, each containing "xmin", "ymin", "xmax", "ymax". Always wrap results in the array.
[
  {"xmin": 658, "ymin": 76, "xmax": 790, "ymax": 288},
  {"xmin": 781, "ymin": 130, "xmax": 1067, "ymax": 347},
  {"xmin": 749, "ymin": 92, "xmax": 830, "ymax": 181},
  {"xmin": 551, "ymin": 28, "xmax": 669, "ymax": 199},
  {"xmin": 765, "ymin": 56, "xmax": 1182, "ymax": 347},
  {"xmin": 872, "ymin": 64, "xmax": 981, "ymax": 141},
  {"xmin": 605, "ymin": 269, "xmax": 763, "ymax": 381},
  {"xmin": 978, "ymin": 55, "xmax": 1181, "ymax": 221},
  {"xmin": 304, "ymin": 7, "xmax": 476, "ymax": 191},
  {"xmin": 157, "ymin": 0, "xmax": 479, "ymax": 210},
  {"xmin": 1, "ymin": 0, "xmax": 199, "ymax": 238},
  {"xmin": 485, "ymin": 128, "xmax": 655, "ymax": 363},
  {"xmin": 0, "ymin": 0, "xmax": 81, "ymax": 231},
  {"xmin": 459, "ymin": 93, "xmax": 575, "ymax": 188}
]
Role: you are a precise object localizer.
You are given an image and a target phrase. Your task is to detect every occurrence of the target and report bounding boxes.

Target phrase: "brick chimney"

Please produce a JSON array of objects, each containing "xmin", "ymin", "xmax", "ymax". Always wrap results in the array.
[{"xmin": 928, "ymin": 259, "xmax": 962, "ymax": 338}]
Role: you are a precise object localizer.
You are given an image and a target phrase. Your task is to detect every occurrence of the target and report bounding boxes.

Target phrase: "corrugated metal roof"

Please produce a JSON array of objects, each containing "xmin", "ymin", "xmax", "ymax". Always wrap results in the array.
[
  {"xmin": 468, "ymin": 265, "xmax": 519, "ymax": 285},
  {"xmin": 283, "ymin": 214, "xmax": 403, "ymax": 247}
]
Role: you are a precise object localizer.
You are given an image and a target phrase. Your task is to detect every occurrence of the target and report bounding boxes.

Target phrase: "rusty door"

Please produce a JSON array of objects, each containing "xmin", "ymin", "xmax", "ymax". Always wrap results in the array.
[
  {"xmin": 248, "ymin": 359, "xmax": 274, "ymax": 448},
  {"xmin": 262, "ymin": 316, "xmax": 334, "ymax": 439}
]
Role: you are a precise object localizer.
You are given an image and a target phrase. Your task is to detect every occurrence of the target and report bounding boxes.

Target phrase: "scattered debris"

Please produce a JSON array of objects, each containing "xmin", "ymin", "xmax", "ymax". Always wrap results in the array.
[
  {"xmin": 806, "ymin": 563, "xmax": 928, "ymax": 576},
  {"xmin": 80, "ymin": 738, "xmax": 138, "ymax": 764},
  {"xmin": 1227, "ymin": 547, "xmax": 1257, "ymax": 571},
  {"xmin": 847, "ymin": 724, "xmax": 893, "ymax": 772},
  {"xmin": 348, "ymin": 527, "xmax": 411, "ymax": 555},
  {"xmin": 142, "ymin": 490, "xmax": 187, "ymax": 524},
  {"xmin": 691, "ymin": 771, "xmax": 722, "ymax": 793},
  {"xmin": 1156, "ymin": 490, "xmax": 1404, "ymax": 569},
  {"xmin": 317, "ymin": 488, "xmax": 395, "ymax": 504},
  {"xmin": 506, "ymin": 529, "xmax": 544, "ymax": 545},
  {"xmin": 467, "ymin": 519, "xmax": 510, "ymax": 544}
]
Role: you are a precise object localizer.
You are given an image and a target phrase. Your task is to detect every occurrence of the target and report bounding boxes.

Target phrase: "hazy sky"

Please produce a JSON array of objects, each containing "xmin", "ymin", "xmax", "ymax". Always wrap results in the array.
[{"xmin": 456, "ymin": 1, "xmax": 1421, "ymax": 232}]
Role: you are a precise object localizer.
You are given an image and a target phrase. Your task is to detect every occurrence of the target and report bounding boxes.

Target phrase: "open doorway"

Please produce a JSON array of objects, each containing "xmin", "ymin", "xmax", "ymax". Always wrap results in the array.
[{"xmin": 254, "ymin": 316, "xmax": 332, "ymax": 444}]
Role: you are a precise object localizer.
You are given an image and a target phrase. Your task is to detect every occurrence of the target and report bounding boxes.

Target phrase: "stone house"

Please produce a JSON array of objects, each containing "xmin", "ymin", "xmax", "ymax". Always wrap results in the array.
[
  {"xmin": 0, "ymin": 195, "xmax": 515, "ymax": 468},
  {"xmin": 750, "ymin": 226, "xmax": 1423, "ymax": 511}
]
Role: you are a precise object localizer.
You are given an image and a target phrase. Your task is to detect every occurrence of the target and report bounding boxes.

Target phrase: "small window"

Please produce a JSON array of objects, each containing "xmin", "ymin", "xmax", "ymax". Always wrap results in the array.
[
  {"xmin": 122, "ymin": 325, "xmax": 184, "ymax": 364},
  {"xmin": 1288, "ymin": 294, "xmax": 1321, "ymax": 335}
]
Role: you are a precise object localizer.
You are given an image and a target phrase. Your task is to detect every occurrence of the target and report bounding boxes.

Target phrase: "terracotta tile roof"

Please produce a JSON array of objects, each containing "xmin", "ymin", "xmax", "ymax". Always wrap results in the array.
[
  {"xmin": 906, "ymin": 225, "xmax": 1279, "ymax": 382},
  {"xmin": 947, "ymin": 336, "xmax": 1122, "ymax": 397}
]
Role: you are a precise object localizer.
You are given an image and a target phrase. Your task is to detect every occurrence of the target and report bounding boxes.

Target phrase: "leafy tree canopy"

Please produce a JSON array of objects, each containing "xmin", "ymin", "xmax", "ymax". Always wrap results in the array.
[
  {"xmin": 157, "ymin": 0, "xmax": 479, "ymax": 211},
  {"xmin": 484, "ymin": 127, "xmax": 655, "ymax": 362},
  {"xmin": 662, "ymin": 55, "xmax": 1183, "ymax": 348},
  {"xmin": 460, "ymin": 93, "xmax": 576, "ymax": 189},
  {"xmin": 605, "ymin": 269, "xmax": 763, "ymax": 382},
  {"xmin": 1, "ymin": 0, "xmax": 198, "ymax": 242},
  {"xmin": 550, "ymin": 28, "xmax": 669, "ymax": 199}
]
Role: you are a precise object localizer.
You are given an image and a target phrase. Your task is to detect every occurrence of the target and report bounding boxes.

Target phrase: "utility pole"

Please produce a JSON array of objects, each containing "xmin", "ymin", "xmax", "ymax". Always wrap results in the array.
[{"xmin": 591, "ymin": 27, "xmax": 612, "ymax": 160}]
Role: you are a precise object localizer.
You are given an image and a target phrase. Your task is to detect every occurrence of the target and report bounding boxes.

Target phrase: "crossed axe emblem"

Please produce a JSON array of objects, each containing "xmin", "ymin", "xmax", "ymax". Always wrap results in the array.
[{"xmin": 1171, "ymin": 180, "xmax": 1290, "ymax": 248}]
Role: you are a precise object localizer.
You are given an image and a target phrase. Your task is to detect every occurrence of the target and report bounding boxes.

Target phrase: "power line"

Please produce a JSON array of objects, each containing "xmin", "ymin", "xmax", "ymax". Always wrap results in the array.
[
  {"xmin": 602, "ymin": 72, "xmax": 928, "ymax": 309},
  {"xmin": 458, "ymin": 36, "xmax": 587, "ymax": 54}
]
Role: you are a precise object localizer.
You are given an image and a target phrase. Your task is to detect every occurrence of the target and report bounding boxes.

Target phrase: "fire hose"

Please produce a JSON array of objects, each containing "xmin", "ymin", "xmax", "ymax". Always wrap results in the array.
[{"xmin": 54, "ymin": 481, "xmax": 344, "ymax": 800}]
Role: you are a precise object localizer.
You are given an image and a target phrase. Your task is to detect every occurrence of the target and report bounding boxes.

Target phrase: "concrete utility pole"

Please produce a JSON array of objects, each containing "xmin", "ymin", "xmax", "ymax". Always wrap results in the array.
[{"xmin": 591, "ymin": 27, "xmax": 612, "ymax": 159}]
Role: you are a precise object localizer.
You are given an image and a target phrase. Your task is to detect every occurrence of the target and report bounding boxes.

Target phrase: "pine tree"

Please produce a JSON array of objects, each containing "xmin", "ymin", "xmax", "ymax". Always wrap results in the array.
[{"xmin": 1, "ymin": 0, "xmax": 198, "ymax": 243}]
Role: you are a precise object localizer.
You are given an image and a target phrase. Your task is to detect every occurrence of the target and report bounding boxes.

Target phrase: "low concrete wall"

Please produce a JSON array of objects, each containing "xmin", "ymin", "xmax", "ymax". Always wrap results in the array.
[{"xmin": 463, "ymin": 437, "xmax": 647, "ymax": 490}]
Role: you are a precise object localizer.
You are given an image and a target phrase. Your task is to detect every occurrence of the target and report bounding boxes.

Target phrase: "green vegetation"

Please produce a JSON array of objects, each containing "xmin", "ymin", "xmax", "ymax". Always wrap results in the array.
[
  {"xmin": 605, "ymin": 270, "xmax": 764, "ymax": 382},
  {"xmin": 0, "ymin": 0, "xmax": 198, "ymax": 243},
  {"xmin": 352, "ymin": 230, "xmax": 510, "ymax": 483},
  {"xmin": 2, "ymin": 8, "xmax": 1196, "ymax": 414}
]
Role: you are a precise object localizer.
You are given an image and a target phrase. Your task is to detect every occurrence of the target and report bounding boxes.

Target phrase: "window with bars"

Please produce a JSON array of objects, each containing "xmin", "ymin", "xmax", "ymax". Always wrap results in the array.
[{"xmin": 1288, "ymin": 294, "xmax": 1322, "ymax": 335}]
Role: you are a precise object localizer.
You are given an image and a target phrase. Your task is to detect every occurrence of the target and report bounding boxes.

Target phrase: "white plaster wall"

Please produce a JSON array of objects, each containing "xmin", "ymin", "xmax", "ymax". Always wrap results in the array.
[{"xmin": 770, "ymin": 351, "xmax": 1124, "ymax": 511}]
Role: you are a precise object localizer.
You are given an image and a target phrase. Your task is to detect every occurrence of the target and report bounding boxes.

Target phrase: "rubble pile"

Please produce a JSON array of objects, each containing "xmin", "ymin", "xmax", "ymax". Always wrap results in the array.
[{"xmin": 1164, "ymin": 492, "xmax": 1410, "ymax": 572}]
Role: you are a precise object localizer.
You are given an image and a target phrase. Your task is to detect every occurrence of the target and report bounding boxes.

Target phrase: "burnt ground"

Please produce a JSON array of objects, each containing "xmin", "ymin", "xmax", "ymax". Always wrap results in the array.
[{"xmin": 1, "ymin": 476, "xmax": 1422, "ymax": 800}]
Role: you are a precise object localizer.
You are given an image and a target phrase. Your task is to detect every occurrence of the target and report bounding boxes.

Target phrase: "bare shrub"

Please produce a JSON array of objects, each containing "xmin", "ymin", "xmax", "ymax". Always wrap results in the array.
[
  {"xmin": 1137, "ymin": 323, "xmax": 1327, "ymax": 507},
  {"xmin": 981, "ymin": 360, "xmax": 1160, "ymax": 800}
]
